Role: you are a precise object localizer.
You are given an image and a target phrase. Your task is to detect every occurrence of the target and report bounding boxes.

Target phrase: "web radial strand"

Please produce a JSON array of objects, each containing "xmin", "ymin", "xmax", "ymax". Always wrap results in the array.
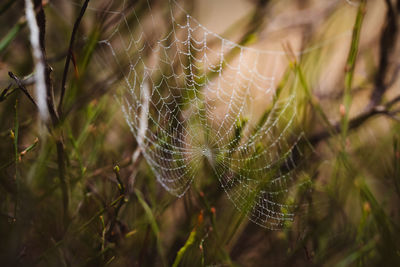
[{"xmin": 89, "ymin": 0, "xmax": 315, "ymax": 229}]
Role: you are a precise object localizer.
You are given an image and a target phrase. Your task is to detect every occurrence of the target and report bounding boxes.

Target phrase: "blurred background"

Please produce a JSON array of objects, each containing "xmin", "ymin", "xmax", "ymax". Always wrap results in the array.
[{"xmin": 1, "ymin": 0, "xmax": 400, "ymax": 266}]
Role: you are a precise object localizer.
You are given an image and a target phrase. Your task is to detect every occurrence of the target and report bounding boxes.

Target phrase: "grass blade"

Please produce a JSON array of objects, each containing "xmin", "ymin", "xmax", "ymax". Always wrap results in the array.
[
  {"xmin": 172, "ymin": 229, "xmax": 197, "ymax": 267},
  {"xmin": 341, "ymin": 0, "xmax": 366, "ymax": 146}
]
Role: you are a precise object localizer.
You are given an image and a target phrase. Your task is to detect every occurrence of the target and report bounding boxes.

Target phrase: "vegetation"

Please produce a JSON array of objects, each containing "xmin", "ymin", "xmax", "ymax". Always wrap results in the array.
[{"xmin": 0, "ymin": 0, "xmax": 400, "ymax": 266}]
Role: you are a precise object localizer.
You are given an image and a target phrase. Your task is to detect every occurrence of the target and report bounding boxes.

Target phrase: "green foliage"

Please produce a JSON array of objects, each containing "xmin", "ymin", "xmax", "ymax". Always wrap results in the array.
[{"xmin": 0, "ymin": 1, "xmax": 400, "ymax": 267}]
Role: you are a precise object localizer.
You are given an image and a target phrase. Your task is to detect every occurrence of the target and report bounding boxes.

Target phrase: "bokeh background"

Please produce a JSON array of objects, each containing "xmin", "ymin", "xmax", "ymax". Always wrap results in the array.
[{"xmin": 1, "ymin": 0, "xmax": 400, "ymax": 266}]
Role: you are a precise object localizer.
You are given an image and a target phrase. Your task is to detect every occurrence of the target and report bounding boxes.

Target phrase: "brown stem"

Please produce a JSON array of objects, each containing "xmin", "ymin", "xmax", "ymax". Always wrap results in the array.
[
  {"xmin": 310, "ymin": 95, "xmax": 400, "ymax": 145},
  {"xmin": 8, "ymin": 72, "xmax": 38, "ymax": 108},
  {"xmin": 58, "ymin": 0, "xmax": 91, "ymax": 116},
  {"xmin": 368, "ymin": 0, "xmax": 398, "ymax": 107},
  {"xmin": 56, "ymin": 139, "xmax": 69, "ymax": 224},
  {"xmin": 33, "ymin": 0, "xmax": 69, "ymax": 227},
  {"xmin": 106, "ymin": 166, "xmax": 126, "ymax": 242}
]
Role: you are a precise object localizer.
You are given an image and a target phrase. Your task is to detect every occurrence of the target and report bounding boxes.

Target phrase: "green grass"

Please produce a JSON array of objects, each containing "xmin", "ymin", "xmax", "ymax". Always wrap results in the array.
[{"xmin": 0, "ymin": 1, "xmax": 400, "ymax": 266}]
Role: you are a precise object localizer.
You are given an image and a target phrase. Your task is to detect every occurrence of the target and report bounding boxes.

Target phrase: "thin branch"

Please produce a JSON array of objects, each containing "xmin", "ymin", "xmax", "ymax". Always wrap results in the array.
[
  {"xmin": 127, "ymin": 77, "xmax": 150, "ymax": 193},
  {"xmin": 386, "ymin": 112, "xmax": 400, "ymax": 123},
  {"xmin": 0, "ymin": 84, "xmax": 13, "ymax": 102},
  {"xmin": 33, "ymin": 0, "xmax": 70, "ymax": 227},
  {"xmin": 387, "ymin": 95, "xmax": 400, "ymax": 109},
  {"xmin": 8, "ymin": 72, "xmax": 38, "ymax": 108},
  {"xmin": 106, "ymin": 165, "xmax": 126, "ymax": 242},
  {"xmin": 58, "ymin": 0, "xmax": 91, "ymax": 115},
  {"xmin": 386, "ymin": 64, "xmax": 400, "ymax": 89},
  {"xmin": 368, "ymin": 0, "xmax": 398, "ymax": 107},
  {"xmin": 310, "ymin": 95, "xmax": 400, "ymax": 145},
  {"xmin": 24, "ymin": 0, "xmax": 49, "ymax": 121},
  {"xmin": 55, "ymin": 139, "xmax": 69, "ymax": 224},
  {"xmin": 32, "ymin": 0, "xmax": 59, "ymax": 125}
]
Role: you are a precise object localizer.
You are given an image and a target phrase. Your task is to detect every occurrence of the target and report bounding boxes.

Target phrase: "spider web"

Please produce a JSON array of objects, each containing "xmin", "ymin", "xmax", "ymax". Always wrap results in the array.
[{"xmin": 81, "ymin": 0, "xmax": 347, "ymax": 229}]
